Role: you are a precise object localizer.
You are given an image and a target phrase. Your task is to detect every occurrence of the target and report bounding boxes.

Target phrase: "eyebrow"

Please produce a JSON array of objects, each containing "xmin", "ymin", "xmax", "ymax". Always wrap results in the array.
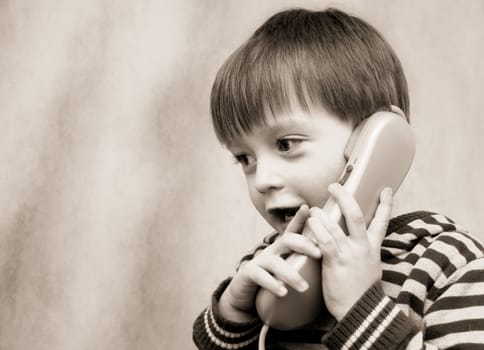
[
  {"xmin": 225, "ymin": 116, "xmax": 312, "ymax": 149},
  {"xmin": 265, "ymin": 116, "xmax": 312, "ymax": 134}
]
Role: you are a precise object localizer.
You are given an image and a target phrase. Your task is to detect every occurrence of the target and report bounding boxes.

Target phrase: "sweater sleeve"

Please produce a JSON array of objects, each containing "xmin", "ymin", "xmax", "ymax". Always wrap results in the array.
[
  {"xmin": 322, "ymin": 257, "xmax": 484, "ymax": 350},
  {"xmin": 192, "ymin": 278, "xmax": 263, "ymax": 350},
  {"xmin": 193, "ymin": 232, "xmax": 279, "ymax": 349},
  {"xmin": 322, "ymin": 282, "xmax": 418, "ymax": 349}
]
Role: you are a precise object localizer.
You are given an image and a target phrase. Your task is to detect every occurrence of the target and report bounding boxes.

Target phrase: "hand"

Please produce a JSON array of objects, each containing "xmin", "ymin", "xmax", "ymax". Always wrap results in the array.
[
  {"xmin": 219, "ymin": 205, "xmax": 322, "ymax": 322},
  {"xmin": 307, "ymin": 183, "xmax": 393, "ymax": 321}
]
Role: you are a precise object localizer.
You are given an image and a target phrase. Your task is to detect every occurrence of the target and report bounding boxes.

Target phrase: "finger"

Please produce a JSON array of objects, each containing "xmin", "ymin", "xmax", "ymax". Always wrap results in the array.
[
  {"xmin": 328, "ymin": 183, "xmax": 367, "ymax": 241},
  {"xmin": 307, "ymin": 217, "xmax": 338, "ymax": 259},
  {"xmin": 310, "ymin": 207, "xmax": 346, "ymax": 246},
  {"xmin": 268, "ymin": 232, "xmax": 321, "ymax": 259},
  {"xmin": 367, "ymin": 187, "xmax": 393, "ymax": 246},
  {"xmin": 243, "ymin": 260, "xmax": 288, "ymax": 297},
  {"xmin": 256, "ymin": 255, "xmax": 309, "ymax": 293},
  {"xmin": 285, "ymin": 204, "xmax": 309, "ymax": 234}
]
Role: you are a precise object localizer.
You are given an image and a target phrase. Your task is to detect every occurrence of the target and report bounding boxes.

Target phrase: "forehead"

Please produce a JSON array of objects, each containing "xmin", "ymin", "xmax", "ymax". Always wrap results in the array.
[
  {"xmin": 227, "ymin": 105, "xmax": 352, "ymax": 148},
  {"xmin": 225, "ymin": 108, "xmax": 304, "ymax": 146}
]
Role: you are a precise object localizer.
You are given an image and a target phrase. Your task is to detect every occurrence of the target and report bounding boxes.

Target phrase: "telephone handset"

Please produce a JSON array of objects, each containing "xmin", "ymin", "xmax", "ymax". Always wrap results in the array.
[{"xmin": 255, "ymin": 108, "xmax": 415, "ymax": 330}]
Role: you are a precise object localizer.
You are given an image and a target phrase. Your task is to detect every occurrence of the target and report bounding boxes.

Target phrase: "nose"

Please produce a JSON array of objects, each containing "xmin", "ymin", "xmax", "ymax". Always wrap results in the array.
[{"xmin": 254, "ymin": 156, "xmax": 284, "ymax": 193}]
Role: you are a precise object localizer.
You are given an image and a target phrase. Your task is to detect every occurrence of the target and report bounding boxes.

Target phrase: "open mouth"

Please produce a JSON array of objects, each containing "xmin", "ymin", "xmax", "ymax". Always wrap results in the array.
[{"xmin": 268, "ymin": 207, "xmax": 300, "ymax": 223}]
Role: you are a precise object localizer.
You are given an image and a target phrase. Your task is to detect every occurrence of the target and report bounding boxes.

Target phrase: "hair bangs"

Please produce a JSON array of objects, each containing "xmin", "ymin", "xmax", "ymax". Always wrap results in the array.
[{"xmin": 210, "ymin": 39, "xmax": 318, "ymax": 145}]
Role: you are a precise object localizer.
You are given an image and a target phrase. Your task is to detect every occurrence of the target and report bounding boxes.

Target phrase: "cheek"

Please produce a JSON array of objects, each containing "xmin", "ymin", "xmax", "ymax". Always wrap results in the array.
[
  {"xmin": 247, "ymin": 182, "xmax": 266, "ymax": 215},
  {"xmin": 297, "ymin": 156, "xmax": 347, "ymax": 205}
]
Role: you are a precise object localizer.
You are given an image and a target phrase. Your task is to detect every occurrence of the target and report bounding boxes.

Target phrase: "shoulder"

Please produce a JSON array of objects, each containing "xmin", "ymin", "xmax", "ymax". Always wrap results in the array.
[
  {"xmin": 381, "ymin": 211, "xmax": 484, "ymax": 320},
  {"xmin": 382, "ymin": 210, "xmax": 484, "ymax": 283},
  {"xmin": 383, "ymin": 211, "xmax": 484, "ymax": 258}
]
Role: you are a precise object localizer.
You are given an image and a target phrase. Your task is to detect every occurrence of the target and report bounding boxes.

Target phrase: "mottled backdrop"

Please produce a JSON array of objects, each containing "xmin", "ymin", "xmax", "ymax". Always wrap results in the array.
[{"xmin": 0, "ymin": 0, "xmax": 483, "ymax": 349}]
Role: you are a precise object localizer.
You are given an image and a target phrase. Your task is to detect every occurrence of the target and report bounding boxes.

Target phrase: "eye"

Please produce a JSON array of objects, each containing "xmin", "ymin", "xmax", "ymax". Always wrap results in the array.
[
  {"xmin": 233, "ymin": 153, "xmax": 255, "ymax": 168},
  {"xmin": 276, "ymin": 138, "xmax": 303, "ymax": 152}
]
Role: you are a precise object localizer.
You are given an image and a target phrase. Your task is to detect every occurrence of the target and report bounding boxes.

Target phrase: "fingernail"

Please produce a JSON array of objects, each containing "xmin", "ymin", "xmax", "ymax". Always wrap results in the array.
[
  {"xmin": 309, "ymin": 207, "xmax": 321, "ymax": 216},
  {"xmin": 278, "ymin": 285, "xmax": 288, "ymax": 297},
  {"xmin": 297, "ymin": 280, "xmax": 309, "ymax": 292},
  {"xmin": 298, "ymin": 204, "xmax": 309, "ymax": 214}
]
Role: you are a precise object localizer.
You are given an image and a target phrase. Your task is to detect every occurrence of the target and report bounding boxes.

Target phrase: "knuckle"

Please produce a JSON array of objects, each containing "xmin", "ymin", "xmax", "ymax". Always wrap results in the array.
[
  {"xmin": 307, "ymin": 216, "xmax": 320, "ymax": 228},
  {"xmin": 309, "ymin": 207, "xmax": 322, "ymax": 217},
  {"xmin": 279, "ymin": 233, "xmax": 295, "ymax": 247},
  {"xmin": 278, "ymin": 263, "xmax": 299, "ymax": 283},
  {"xmin": 324, "ymin": 218, "xmax": 339, "ymax": 232},
  {"xmin": 349, "ymin": 213, "xmax": 365, "ymax": 226},
  {"xmin": 317, "ymin": 233, "xmax": 330, "ymax": 245},
  {"xmin": 243, "ymin": 260, "xmax": 257, "ymax": 276}
]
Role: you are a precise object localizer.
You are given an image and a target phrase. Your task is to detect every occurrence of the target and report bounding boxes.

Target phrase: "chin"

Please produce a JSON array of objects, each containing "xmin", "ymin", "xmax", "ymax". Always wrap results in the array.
[
  {"xmin": 272, "ymin": 221, "xmax": 288, "ymax": 235},
  {"xmin": 264, "ymin": 219, "xmax": 282, "ymax": 234}
]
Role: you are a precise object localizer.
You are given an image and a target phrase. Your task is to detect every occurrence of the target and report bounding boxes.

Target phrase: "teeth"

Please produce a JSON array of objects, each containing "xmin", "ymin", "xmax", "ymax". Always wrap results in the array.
[{"xmin": 284, "ymin": 215, "xmax": 295, "ymax": 222}]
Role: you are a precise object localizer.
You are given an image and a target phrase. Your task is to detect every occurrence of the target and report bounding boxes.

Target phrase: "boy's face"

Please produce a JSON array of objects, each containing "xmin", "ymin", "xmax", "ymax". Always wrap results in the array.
[{"xmin": 227, "ymin": 103, "xmax": 353, "ymax": 234}]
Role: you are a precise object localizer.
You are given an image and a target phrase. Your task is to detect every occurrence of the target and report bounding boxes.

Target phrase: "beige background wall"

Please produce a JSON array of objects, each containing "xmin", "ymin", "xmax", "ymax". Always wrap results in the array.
[{"xmin": 0, "ymin": 1, "xmax": 482, "ymax": 349}]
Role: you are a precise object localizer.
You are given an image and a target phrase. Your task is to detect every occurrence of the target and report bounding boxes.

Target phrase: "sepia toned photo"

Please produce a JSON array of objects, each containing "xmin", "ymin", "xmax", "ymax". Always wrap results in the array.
[{"xmin": 0, "ymin": 1, "xmax": 483, "ymax": 349}]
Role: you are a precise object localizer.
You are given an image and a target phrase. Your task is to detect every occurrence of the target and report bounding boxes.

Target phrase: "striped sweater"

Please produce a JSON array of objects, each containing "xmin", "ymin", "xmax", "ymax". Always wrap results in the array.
[{"xmin": 193, "ymin": 211, "xmax": 484, "ymax": 349}]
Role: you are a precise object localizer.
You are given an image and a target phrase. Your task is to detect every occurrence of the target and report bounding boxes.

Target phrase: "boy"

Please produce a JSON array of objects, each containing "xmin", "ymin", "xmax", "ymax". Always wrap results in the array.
[{"xmin": 193, "ymin": 8, "xmax": 484, "ymax": 349}]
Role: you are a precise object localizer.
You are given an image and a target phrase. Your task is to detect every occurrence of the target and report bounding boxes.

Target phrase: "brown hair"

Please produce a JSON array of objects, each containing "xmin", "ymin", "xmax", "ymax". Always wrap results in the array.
[{"xmin": 211, "ymin": 8, "xmax": 409, "ymax": 145}]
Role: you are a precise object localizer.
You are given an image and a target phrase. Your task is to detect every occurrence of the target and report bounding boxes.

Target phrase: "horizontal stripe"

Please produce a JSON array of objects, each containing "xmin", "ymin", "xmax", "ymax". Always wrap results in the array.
[
  {"xmin": 444, "ymin": 231, "xmax": 484, "ymax": 258},
  {"xmin": 427, "ymin": 324, "xmax": 484, "ymax": 343},
  {"xmin": 428, "ymin": 240, "xmax": 468, "ymax": 270},
  {"xmin": 383, "ymin": 259, "xmax": 415, "ymax": 274},
  {"xmin": 387, "ymin": 211, "xmax": 435, "ymax": 233},
  {"xmin": 392, "ymin": 226, "xmax": 435, "ymax": 239},
  {"xmin": 434, "ymin": 281, "xmax": 484, "ymax": 298},
  {"xmin": 408, "ymin": 268, "xmax": 435, "ymax": 291},
  {"xmin": 385, "ymin": 229, "xmax": 433, "ymax": 246},
  {"xmin": 423, "ymin": 259, "xmax": 484, "ymax": 301},
  {"xmin": 428, "ymin": 319, "xmax": 484, "ymax": 337},
  {"xmin": 382, "ymin": 251, "xmax": 421, "ymax": 266},
  {"xmin": 430, "ymin": 213, "xmax": 455, "ymax": 224},
  {"xmin": 426, "ymin": 293, "xmax": 484, "ymax": 311},
  {"xmin": 399, "ymin": 277, "xmax": 427, "ymax": 302},
  {"xmin": 421, "ymin": 215, "xmax": 456, "ymax": 233},
  {"xmin": 390, "ymin": 231, "xmax": 420, "ymax": 243},
  {"xmin": 381, "ymin": 245, "xmax": 422, "ymax": 261},
  {"xmin": 420, "ymin": 248, "xmax": 455, "ymax": 279},
  {"xmin": 426, "ymin": 305, "xmax": 484, "ymax": 325},
  {"xmin": 447, "ymin": 343, "xmax": 484, "ymax": 350},
  {"xmin": 438, "ymin": 235, "xmax": 478, "ymax": 261},
  {"xmin": 456, "ymin": 268, "xmax": 484, "ymax": 283},
  {"xmin": 407, "ymin": 219, "xmax": 445, "ymax": 235},
  {"xmin": 382, "ymin": 270, "xmax": 407, "ymax": 287},
  {"xmin": 396, "ymin": 291, "xmax": 424, "ymax": 316},
  {"xmin": 383, "ymin": 238, "xmax": 418, "ymax": 251}
]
